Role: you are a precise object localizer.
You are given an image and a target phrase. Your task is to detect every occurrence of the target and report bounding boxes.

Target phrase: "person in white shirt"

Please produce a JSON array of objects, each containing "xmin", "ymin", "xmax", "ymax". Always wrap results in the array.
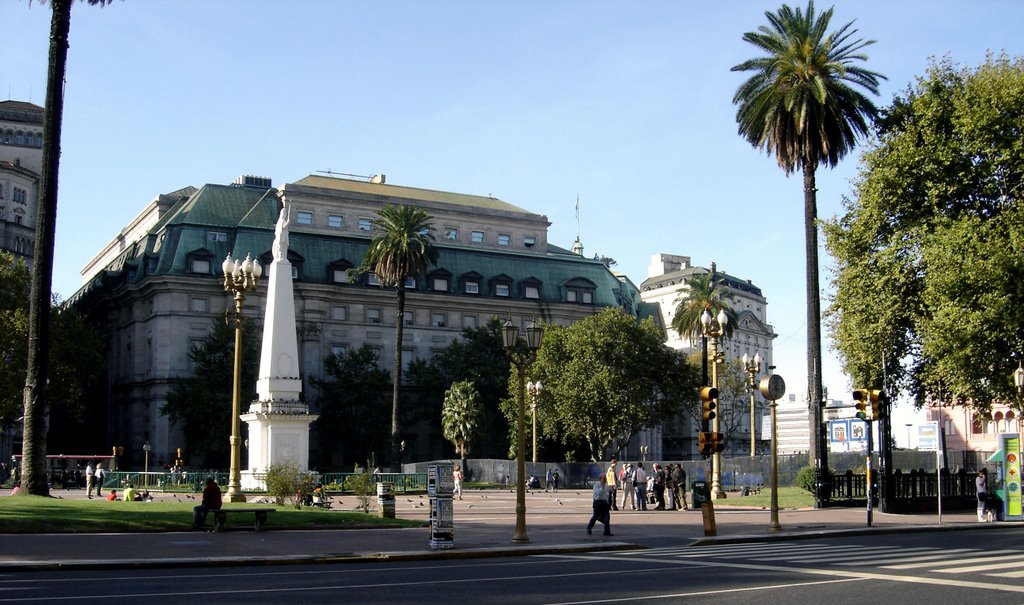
[
  {"xmin": 633, "ymin": 463, "xmax": 648, "ymax": 511},
  {"xmin": 586, "ymin": 475, "xmax": 613, "ymax": 536}
]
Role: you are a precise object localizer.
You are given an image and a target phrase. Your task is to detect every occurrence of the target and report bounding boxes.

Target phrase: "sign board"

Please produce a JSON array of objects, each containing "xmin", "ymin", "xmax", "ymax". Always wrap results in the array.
[
  {"xmin": 761, "ymin": 415, "xmax": 772, "ymax": 440},
  {"xmin": 917, "ymin": 423, "xmax": 940, "ymax": 451},
  {"xmin": 1001, "ymin": 434, "xmax": 1021, "ymax": 520},
  {"xmin": 824, "ymin": 406, "xmax": 858, "ymax": 421},
  {"xmin": 829, "ymin": 419, "xmax": 868, "ymax": 452}
]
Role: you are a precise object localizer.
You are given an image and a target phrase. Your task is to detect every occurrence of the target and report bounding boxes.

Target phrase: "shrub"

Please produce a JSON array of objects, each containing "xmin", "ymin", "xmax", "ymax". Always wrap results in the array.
[
  {"xmin": 794, "ymin": 465, "xmax": 833, "ymax": 494},
  {"xmin": 265, "ymin": 462, "xmax": 318, "ymax": 509},
  {"xmin": 347, "ymin": 467, "xmax": 374, "ymax": 513}
]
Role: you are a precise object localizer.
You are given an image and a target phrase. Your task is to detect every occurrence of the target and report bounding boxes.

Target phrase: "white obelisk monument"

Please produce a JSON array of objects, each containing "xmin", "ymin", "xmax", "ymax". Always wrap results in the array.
[{"xmin": 241, "ymin": 202, "xmax": 318, "ymax": 489}]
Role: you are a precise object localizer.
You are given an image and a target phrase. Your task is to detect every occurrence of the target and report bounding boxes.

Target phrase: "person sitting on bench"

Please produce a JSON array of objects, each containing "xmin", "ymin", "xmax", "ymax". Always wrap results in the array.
[{"xmin": 192, "ymin": 477, "xmax": 223, "ymax": 530}]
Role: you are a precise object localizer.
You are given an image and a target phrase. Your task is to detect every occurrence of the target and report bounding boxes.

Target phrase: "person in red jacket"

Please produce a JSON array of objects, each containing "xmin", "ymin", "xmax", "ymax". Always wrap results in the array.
[{"xmin": 192, "ymin": 478, "xmax": 223, "ymax": 530}]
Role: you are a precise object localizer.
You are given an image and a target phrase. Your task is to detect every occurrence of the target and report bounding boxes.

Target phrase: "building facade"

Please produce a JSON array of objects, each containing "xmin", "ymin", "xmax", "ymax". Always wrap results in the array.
[
  {"xmin": 0, "ymin": 100, "xmax": 43, "ymax": 264},
  {"xmin": 927, "ymin": 401, "xmax": 1021, "ymax": 453},
  {"xmin": 70, "ymin": 174, "xmax": 657, "ymax": 470},
  {"xmin": 639, "ymin": 253, "xmax": 778, "ymax": 459}
]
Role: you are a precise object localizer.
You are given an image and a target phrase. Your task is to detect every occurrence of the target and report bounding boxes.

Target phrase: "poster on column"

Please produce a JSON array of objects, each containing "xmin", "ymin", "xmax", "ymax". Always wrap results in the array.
[{"xmin": 1001, "ymin": 434, "xmax": 1020, "ymax": 519}]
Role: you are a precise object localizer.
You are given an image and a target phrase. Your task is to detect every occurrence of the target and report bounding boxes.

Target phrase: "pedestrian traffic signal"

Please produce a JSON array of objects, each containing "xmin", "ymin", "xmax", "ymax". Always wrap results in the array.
[
  {"xmin": 700, "ymin": 386, "xmax": 718, "ymax": 421},
  {"xmin": 870, "ymin": 390, "xmax": 888, "ymax": 420}
]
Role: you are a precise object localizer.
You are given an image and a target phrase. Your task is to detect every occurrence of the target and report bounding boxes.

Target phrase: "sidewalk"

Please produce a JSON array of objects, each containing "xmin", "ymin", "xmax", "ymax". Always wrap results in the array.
[{"xmin": 0, "ymin": 487, "xmax": 998, "ymax": 571}]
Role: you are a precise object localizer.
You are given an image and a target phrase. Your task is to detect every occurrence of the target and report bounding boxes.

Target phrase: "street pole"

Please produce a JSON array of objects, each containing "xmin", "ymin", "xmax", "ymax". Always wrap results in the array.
[
  {"xmin": 223, "ymin": 253, "xmax": 261, "ymax": 503},
  {"xmin": 502, "ymin": 318, "xmax": 544, "ymax": 544},
  {"xmin": 759, "ymin": 372, "xmax": 785, "ymax": 531},
  {"xmin": 702, "ymin": 308, "xmax": 729, "ymax": 500}
]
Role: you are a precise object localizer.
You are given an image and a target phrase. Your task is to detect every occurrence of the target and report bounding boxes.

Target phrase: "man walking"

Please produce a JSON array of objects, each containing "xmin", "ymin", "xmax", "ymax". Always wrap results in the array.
[{"xmin": 586, "ymin": 475, "xmax": 613, "ymax": 536}]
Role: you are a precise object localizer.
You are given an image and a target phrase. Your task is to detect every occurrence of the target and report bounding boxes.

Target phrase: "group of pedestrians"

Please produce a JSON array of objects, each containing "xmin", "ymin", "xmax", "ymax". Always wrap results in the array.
[{"xmin": 587, "ymin": 459, "xmax": 691, "ymax": 536}]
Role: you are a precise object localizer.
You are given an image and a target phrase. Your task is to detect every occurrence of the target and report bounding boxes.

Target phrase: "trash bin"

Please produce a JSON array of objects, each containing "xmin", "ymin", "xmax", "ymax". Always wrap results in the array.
[
  {"xmin": 691, "ymin": 481, "xmax": 710, "ymax": 506},
  {"xmin": 740, "ymin": 486, "xmax": 750, "ymax": 497},
  {"xmin": 376, "ymin": 482, "xmax": 395, "ymax": 518}
]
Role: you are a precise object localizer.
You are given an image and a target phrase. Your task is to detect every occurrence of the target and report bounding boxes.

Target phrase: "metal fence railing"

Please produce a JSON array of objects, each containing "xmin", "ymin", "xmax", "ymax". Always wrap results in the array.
[{"xmin": 99, "ymin": 471, "xmax": 427, "ymax": 495}]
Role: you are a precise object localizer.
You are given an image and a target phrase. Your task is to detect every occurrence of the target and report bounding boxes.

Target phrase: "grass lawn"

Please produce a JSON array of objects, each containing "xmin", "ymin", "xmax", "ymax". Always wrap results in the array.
[
  {"xmin": 0, "ymin": 495, "xmax": 426, "ymax": 534},
  {"xmin": 717, "ymin": 486, "xmax": 815, "ymax": 509}
]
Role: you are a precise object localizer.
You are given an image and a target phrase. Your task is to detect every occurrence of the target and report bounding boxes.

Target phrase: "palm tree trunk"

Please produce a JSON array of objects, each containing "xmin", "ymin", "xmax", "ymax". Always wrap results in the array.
[
  {"xmin": 803, "ymin": 163, "xmax": 827, "ymax": 505},
  {"xmin": 390, "ymin": 285, "xmax": 405, "ymax": 472},
  {"xmin": 21, "ymin": 0, "xmax": 73, "ymax": 497}
]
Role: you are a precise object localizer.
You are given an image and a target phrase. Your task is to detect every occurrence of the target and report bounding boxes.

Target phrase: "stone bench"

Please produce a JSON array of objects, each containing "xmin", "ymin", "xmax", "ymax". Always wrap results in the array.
[{"xmin": 210, "ymin": 508, "xmax": 275, "ymax": 532}]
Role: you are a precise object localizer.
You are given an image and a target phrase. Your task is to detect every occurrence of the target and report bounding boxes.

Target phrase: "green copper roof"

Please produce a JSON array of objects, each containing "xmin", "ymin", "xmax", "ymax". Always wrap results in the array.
[{"xmin": 293, "ymin": 175, "xmax": 531, "ymax": 214}]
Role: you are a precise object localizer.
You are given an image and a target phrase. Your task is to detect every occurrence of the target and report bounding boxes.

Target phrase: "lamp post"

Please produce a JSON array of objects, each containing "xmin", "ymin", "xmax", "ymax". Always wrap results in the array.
[
  {"xmin": 759, "ymin": 372, "xmax": 786, "ymax": 530},
  {"xmin": 526, "ymin": 380, "xmax": 543, "ymax": 463},
  {"xmin": 142, "ymin": 442, "xmax": 151, "ymax": 486},
  {"xmin": 701, "ymin": 307, "xmax": 729, "ymax": 499},
  {"xmin": 223, "ymin": 253, "xmax": 262, "ymax": 503},
  {"xmin": 1014, "ymin": 360, "xmax": 1024, "ymax": 397},
  {"xmin": 742, "ymin": 352, "xmax": 762, "ymax": 457},
  {"xmin": 502, "ymin": 317, "xmax": 544, "ymax": 544},
  {"xmin": 640, "ymin": 445, "xmax": 649, "ymax": 463}
]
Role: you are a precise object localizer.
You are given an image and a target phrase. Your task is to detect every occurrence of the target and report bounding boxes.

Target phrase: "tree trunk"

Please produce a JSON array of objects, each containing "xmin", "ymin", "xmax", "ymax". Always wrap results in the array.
[
  {"xmin": 803, "ymin": 163, "xmax": 827, "ymax": 503},
  {"xmin": 390, "ymin": 285, "xmax": 405, "ymax": 472},
  {"xmin": 21, "ymin": 0, "xmax": 73, "ymax": 497}
]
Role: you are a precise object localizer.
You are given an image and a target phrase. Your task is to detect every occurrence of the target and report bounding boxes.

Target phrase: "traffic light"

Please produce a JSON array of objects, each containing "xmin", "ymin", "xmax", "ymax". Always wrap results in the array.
[
  {"xmin": 700, "ymin": 386, "xmax": 719, "ymax": 421},
  {"xmin": 710, "ymin": 432, "xmax": 725, "ymax": 453},
  {"xmin": 698, "ymin": 431, "xmax": 725, "ymax": 456},
  {"xmin": 869, "ymin": 390, "xmax": 888, "ymax": 420},
  {"xmin": 854, "ymin": 389, "xmax": 869, "ymax": 421}
]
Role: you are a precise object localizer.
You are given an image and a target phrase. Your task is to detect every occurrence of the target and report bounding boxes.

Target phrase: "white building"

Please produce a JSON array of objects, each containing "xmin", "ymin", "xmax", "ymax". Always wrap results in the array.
[{"xmin": 0, "ymin": 100, "xmax": 43, "ymax": 263}]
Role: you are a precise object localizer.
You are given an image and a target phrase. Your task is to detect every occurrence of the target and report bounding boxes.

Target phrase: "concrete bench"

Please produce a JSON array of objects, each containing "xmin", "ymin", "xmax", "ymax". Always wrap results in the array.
[{"xmin": 211, "ymin": 508, "xmax": 275, "ymax": 532}]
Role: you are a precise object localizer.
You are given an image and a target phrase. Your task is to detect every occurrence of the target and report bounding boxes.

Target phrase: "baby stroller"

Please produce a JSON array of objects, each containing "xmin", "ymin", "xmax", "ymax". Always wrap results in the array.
[{"xmin": 982, "ymin": 493, "xmax": 1003, "ymax": 521}]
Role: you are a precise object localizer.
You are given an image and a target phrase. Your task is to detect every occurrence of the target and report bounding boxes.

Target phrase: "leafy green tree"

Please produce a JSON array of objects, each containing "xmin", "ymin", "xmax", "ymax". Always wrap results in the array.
[
  {"xmin": 310, "ymin": 345, "xmax": 391, "ymax": 469},
  {"xmin": 441, "ymin": 380, "xmax": 482, "ymax": 461},
  {"xmin": 20, "ymin": 0, "xmax": 115, "ymax": 496},
  {"xmin": 522, "ymin": 308, "xmax": 700, "ymax": 461},
  {"xmin": 406, "ymin": 317, "xmax": 511, "ymax": 459},
  {"xmin": 161, "ymin": 319, "xmax": 259, "ymax": 468},
  {"xmin": 826, "ymin": 54, "xmax": 1024, "ymax": 409},
  {"xmin": 732, "ymin": 1, "xmax": 884, "ymax": 465},
  {"xmin": 0, "ymin": 252, "xmax": 102, "ymax": 442},
  {"xmin": 353, "ymin": 205, "xmax": 439, "ymax": 470}
]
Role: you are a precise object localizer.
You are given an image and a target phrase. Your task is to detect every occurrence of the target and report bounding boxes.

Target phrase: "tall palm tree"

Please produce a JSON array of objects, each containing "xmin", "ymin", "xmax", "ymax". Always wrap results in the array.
[
  {"xmin": 671, "ymin": 272, "xmax": 737, "ymax": 346},
  {"xmin": 731, "ymin": 1, "xmax": 884, "ymax": 487},
  {"xmin": 20, "ymin": 0, "xmax": 113, "ymax": 497},
  {"xmin": 357, "ymin": 205, "xmax": 438, "ymax": 470}
]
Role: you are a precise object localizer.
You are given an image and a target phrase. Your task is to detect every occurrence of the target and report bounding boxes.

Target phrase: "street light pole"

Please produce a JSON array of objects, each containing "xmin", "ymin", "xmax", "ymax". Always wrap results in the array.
[
  {"xmin": 223, "ymin": 253, "xmax": 262, "ymax": 503},
  {"xmin": 701, "ymin": 307, "xmax": 729, "ymax": 499},
  {"xmin": 742, "ymin": 352, "xmax": 761, "ymax": 457},
  {"xmin": 502, "ymin": 318, "xmax": 544, "ymax": 544},
  {"xmin": 759, "ymin": 372, "xmax": 786, "ymax": 531},
  {"xmin": 142, "ymin": 442, "xmax": 150, "ymax": 486},
  {"xmin": 527, "ymin": 380, "xmax": 542, "ymax": 464}
]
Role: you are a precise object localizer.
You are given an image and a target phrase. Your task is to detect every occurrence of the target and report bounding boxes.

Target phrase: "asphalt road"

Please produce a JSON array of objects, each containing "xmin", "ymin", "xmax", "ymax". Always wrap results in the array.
[{"xmin": 4, "ymin": 528, "xmax": 1022, "ymax": 604}]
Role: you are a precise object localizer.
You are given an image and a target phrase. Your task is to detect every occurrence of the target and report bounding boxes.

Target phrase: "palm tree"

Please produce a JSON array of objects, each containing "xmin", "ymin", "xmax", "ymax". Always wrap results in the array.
[
  {"xmin": 20, "ymin": 0, "xmax": 113, "ymax": 497},
  {"xmin": 442, "ymin": 380, "xmax": 482, "ymax": 462},
  {"xmin": 671, "ymin": 272, "xmax": 737, "ymax": 346},
  {"xmin": 731, "ymin": 1, "xmax": 884, "ymax": 487},
  {"xmin": 356, "ymin": 205, "xmax": 439, "ymax": 470}
]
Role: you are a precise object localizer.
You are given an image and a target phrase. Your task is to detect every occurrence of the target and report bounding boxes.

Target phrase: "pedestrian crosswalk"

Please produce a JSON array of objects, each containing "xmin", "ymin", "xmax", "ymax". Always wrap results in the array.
[{"xmin": 612, "ymin": 542, "xmax": 1024, "ymax": 579}]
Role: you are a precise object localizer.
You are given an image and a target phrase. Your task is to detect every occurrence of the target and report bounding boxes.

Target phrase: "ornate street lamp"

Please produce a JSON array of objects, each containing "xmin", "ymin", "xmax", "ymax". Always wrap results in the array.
[
  {"xmin": 223, "ymin": 253, "xmax": 262, "ymax": 503},
  {"xmin": 742, "ymin": 352, "xmax": 762, "ymax": 457},
  {"xmin": 1014, "ymin": 360, "xmax": 1024, "ymax": 397},
  {"xmin": 701, "ymin": 307, "xmax": 729, "ymax": 499},
  {"xmin": 502, "ymin": 317, "xmax": 544, "ymax": 543},
  {"xmin": 142, "ymin": 441, "xmax": 151, "ymax": 486},
  {"xmin": 526, "ymin": 380, "xmax": 543, "ymax": 463}
]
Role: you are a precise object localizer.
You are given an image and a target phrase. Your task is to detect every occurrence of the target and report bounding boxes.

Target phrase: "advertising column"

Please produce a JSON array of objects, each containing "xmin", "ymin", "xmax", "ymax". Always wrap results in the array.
[
  {"xmin": 1000, "ymin": 434, "xmax": 1021, "ymax": 521},
  {"xmin": 428, "ymin": 463, "xmax": 454, "ymax": 549}
]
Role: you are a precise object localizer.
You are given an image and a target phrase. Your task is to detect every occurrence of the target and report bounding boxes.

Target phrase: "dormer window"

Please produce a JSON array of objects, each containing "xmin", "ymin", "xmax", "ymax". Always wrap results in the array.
[
  {"xmin": 187, "ymin": 248, "xmax": 216, "ymax": 275},
  {"xmin": 490, "ymin": 274, "xmax": 513, "ymax": 298},
  {"xmin": 328, "ymin": 259, "xmax": 353, "ymax": 284},
  {"xmin": 564, "ymin": 277, "xmax": 597, "ymax": 305}
]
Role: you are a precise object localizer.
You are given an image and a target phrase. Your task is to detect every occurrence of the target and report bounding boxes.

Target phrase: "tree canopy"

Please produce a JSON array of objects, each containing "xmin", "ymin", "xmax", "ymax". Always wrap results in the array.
[
  {"xmin": 521, "ymin": 308, "xmax": 700, "ymax": 461},
  {"xmin": 825, "ymin": 53, "xmax": 1024, "ymax": 410}
]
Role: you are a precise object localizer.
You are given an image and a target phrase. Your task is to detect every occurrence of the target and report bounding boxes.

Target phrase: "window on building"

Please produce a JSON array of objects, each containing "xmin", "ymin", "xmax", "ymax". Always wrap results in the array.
[
  {"xmin": 367, "ymin": 308, "xmax": 382, "ymax": 324},
  {"xmin": 463, "ymin": 315, "xmax": 478, "ymax": 329},
  {"xmin": 332, "ymin": 268, "xmax": 348, "ymax": 283},
  {"xmin": 331, "ymin": 305, "xmax": 347, "ymax": 321},
  {"xmin": 404, "ymin": 312, "xmax": 415, "ymax": 326},
  {"xmin": 190, "ymin": 258, "xmax": 211, "ymax": 274},
  {"xmin": 296, "ymin": 211, "xmax": 313, "ymax": 225},
  {"xmin": 465, "ymin": 281, "xmax": 479, "ymax": 294},
  {"xmin": 524, "ymin": 236, "xmax": 536, "ymax": 247},
  {"xmin": 431, "ymin": 312, "xmax": 447, "ymax": 327},
  {"xmin": 495, "ymin": 283, "xmax": 510, "ymax": 297},
  {"xmin": 471, "ymin": 230, "xmax": 484, "ymax": 243},
  {"xmin": 444, "ymin": 227, "xmax": 459, "ymax": 240},
  {"xmin": 13, "ymin": 214, "xmax": 22, "ymax": 225},
  {"xmin": 291, "ymin": 265, "xmax": 299, "ymax": 280},
  {"xmin": 328, "ymin": 214, "xmax": 344, "ymax": 228},
  {"xmin": 358, "ymin": 218, "xmax": 373, "ymax": 232},
  {"xmin": 330, "ymin": 344, "xmax": 348, "ymax": 357},
  {"xmin": 525, "ymin": 285, "xmax": 540, "ymax": 299},
  {"xmin": 498, "ymin": 233, "xmax": 511, "ymax": 246},
  {"xmin": 404, "ymin": 276, "xmax": 416, "ymax": 288},
  {"xmin": 190, "ymin": 297, "xmax": 208, "ymax": 312},
  {"xmin": 207, "ymin": 231, "xmax": 227, "ymax": 243},
  {"xmin": 567, "ymin": 289, "xmax": 577, "ymax": 302},
  {"xmin": 432, "ymin": 277, "xmax": 448, "ymax": 292},
  {"xmin": 367, "ymin": 273, "xmax": 381, "ymax": 286}
]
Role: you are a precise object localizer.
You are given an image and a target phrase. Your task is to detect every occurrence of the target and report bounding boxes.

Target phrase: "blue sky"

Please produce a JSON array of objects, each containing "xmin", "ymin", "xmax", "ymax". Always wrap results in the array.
[{"xmin": 5, "ymin": 0, "xmax": 1024, "ymax": 441}]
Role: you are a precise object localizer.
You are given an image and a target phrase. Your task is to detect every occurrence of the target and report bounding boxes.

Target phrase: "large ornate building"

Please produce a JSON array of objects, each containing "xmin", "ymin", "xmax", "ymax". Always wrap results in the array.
[
  {"xmin": 70, "ymin": 173, "xmax": 659, "ymax": 469},
  {"xmin": 0, "ymin": 100, "xmax": 43, "ymax": 263},
  {"xmin": 640, "ymin": 253, "xmax": 778, "ymax": 458}
]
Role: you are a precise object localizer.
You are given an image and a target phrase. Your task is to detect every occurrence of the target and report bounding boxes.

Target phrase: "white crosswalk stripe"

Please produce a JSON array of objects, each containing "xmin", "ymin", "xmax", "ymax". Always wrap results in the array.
[{"xmin": 616, "ymin": 542, "xmax": 1024, "ymax": 580}]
